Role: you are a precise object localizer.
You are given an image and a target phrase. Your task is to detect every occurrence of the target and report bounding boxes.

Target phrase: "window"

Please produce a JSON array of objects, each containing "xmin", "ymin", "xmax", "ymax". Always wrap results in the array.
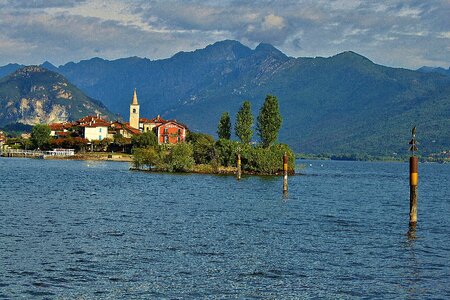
[
  {"xmin": 164, "ymin": 128, "xmax": 168, "ymax": 134},
  {"xmin": 164, "ymin": 135, "xmax": 168, "ymax": 143},
  {"xmin": 132, "ymin": 108, "xmax": 136, "ymax": 113},
  {"xmin": 178, "ymin": 129, "xmax": 181, "ymax": 135},
  {"xmin": 177, "ymin": 136, "xmax": 180, "ymax": 143},
  {"xmin": 99, "ymin": 135, "xmax": 102, "ymax": 140},
  {"xmin": 99, "ymin": 128, "xmax": 102, "ymax": 133}
]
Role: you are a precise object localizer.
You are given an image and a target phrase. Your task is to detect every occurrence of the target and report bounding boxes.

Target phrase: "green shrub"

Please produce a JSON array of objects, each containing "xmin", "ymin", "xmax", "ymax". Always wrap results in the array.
[
  {"xmin": 187, "ymin": 132, "xmax": 215, "ymax": 164},
  {"xmin": 240, "ymin": 143, "xmax": 295, "ymax": 174},
  {"xmin": 132, "ymin": 147, "xmax": 159, "ymax": 170},
  {"xmin": 165, "ymin": 143, "xmax": 194, "ymax": 172},
  {"xmin": 215, "ymin": 138, "xmax": 239, "ymax": 167}
]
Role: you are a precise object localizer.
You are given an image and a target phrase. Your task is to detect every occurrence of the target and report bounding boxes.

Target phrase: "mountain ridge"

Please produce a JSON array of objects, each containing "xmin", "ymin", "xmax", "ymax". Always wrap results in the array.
[{"xmin": 0, "ymin": 41, "xmax": 449, "ymax": 155}]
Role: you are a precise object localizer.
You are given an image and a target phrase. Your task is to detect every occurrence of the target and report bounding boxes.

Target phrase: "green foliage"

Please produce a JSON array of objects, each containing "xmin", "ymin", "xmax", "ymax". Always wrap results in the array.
[
  {"xmin": 240, "ymin": 143, "xmax": 295, "ymax": 174},
  {"xmin": 31, "ymin": 124, "xmax": 51, "ymax": 149},
  {"xmin": 165, "ymin": 143, "xmax": 195, "ymax": 172},
  {"xmin": 215, "ymin": 138, "xmax": 240, "ymax": 167},
  {"xmin": 6, "ymin": 137, "xmax": 32, "ymax": 149},
  {"xmin": 257, "ymin": 95, "xmax": 282, "ymax": 148},
  {"xmin": 132, "ymin": 147, "xmax": 160, "ymax": 170},
  {"xmin": 133, "ymin": 143, "xmax": 194, "ymax": 172},
  {"xmin": 187, "ymin": 132, "xmax": 215, "ymax": 164},
  {"xmin": 132, "ymin": 131, "xmax": 158, "ymax": 148},
  {"xmin": 217, "ymin": 112, "xmax": 231, "ymax": 139},
  {"xmin": 112, "ymin": 133, "xmax": 130, "ymax": 152},
  {"xmin": 235, "ymin": 101, "xmax": 253, "ymax": 144}
]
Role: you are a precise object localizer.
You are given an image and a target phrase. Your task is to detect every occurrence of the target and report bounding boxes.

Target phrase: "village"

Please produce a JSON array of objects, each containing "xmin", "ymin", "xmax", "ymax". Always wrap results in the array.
[{"xmin": 0, "ymin": 89, "xmax": 188, "ymax": 155}]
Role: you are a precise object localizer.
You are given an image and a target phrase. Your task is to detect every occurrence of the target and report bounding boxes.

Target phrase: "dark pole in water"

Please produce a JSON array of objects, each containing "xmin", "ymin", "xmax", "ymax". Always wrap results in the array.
[
  {"xmin": 409, "ymin": 126, "xmax": 418, "ymax": 227},
  {"xmin": 283, "ymin": 152, "xmax": 288, "ymax": 195},
  {"xmin": 237, "ymin": 152, "xmax": 241, "ymax": 180}
]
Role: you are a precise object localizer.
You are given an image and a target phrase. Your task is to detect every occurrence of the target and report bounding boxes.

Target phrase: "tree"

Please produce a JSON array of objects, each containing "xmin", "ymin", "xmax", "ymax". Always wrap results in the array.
[
  {"xmin": 113, "ymin": 133, "xmax": 129, "ymax": 152},
  {"xmin": 132, "ymin": 147, "xmax": 159, "ymax": 170},
  {"xmin": 257, "ymin": 95, "xmax": 282, "ymax": 148},
  {"xmin": 166, "ymin": 143, "xmax": 194, "ymax": 172},
  {"xmin": 187, "ymin": 132, "xmax": 215, "ymax": 164},
  {"xmin": 132, "ymin": 131, "xmax": 158, "ymax": 148},
  {"xmin": 217, "ymin": 112, "xmax": 231, "ymax": 139},
  {"xmin": 235, "ymin": 101, "xmax": 253, "ymax": 144},
  {"xmin": 31, "ymin": 124, "xmax": 51, "ymax": 149}
]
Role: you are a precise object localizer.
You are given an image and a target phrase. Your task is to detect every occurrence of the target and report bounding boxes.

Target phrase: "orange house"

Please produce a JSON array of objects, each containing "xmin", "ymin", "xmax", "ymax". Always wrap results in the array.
[{"xmin": 155, "ymin": 121, "xmax": 187, "ymax": 144}]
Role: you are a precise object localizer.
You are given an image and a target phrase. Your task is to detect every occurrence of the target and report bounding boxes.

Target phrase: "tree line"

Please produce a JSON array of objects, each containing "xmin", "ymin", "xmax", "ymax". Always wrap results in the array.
[
  {"xmin": 217, "ymin": 94, "xmax": 282, "ymax": 148},
  {"xmin": 133, "ymin": 94, "xmax": 295, "ymax": 174}
]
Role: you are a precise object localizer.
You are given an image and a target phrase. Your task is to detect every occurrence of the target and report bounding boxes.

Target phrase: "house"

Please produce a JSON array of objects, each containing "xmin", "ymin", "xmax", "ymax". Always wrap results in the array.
[
  {"xmin": 129, "ymin": 89, "xmax": 188, "ymax": 145},
  {"xmin": 49, "ymin": 122, "xmax": 73, "ymax": 138},
  {"xmin": 110, "ymin": 121, "xmax": 141, "ymax": 139},
  {"xmin": 154, "ymin": 120, "xmax": 187, "ymax": 144},
  {"xmin": 76, "ymin": 115, "xmax": 110, "ymax": 141}
]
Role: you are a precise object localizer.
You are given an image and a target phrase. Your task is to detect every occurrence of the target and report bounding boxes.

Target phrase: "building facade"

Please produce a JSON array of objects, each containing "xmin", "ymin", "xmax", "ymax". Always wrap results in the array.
[{"xmin": 129, "ymin": 89, "xmax": 188, "ymax": 145}]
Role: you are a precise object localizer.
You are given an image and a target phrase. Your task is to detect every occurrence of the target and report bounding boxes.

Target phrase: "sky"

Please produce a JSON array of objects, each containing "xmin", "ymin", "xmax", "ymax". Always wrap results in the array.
[{"xmin": 0, "ymin": 0, "xmax": 449, "ymax": 69}]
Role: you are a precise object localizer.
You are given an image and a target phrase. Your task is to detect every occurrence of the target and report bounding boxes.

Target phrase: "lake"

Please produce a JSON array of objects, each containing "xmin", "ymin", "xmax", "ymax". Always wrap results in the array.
[{"xmin": 0, "ymin": 158, "xmax": 449, "ymax": 299}]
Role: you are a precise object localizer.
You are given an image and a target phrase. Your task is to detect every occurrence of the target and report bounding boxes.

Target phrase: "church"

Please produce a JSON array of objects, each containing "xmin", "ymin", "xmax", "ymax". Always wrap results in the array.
[{"xmin": 129, "ymin": 89, "xmax": 187, "ymax": 145}]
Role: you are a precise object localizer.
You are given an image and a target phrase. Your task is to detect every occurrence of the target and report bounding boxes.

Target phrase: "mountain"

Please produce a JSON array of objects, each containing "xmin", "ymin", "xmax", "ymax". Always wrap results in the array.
[
  {"xmin": 0, "ymin": 66, "xmax": 115, "ymax": 127},
  {"xmin": 417, "ymin": 66, "xmax": 450, "ymax": 77},
  {"xmin": 1, "ymin": 40, "xmax": 449, "ymax": 155},
  {"xmin": 0, "ymin": 63, "xmax": 23, "ymax": 78}
]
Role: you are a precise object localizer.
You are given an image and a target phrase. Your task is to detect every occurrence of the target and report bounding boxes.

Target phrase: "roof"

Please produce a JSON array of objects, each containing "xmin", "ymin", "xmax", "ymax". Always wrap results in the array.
[
  {"xmin": 77, "ymin": 115, "xmax": 110, "ymax": 128},
  {"xmin": 131, "ymin": 88, "xmax": 139, "ymax": 105},
  {"xmin": 79, "ymin": 120, "xmax": 110, "ymax": 128},
  {"xmin": 155, "ymin": 120, "xmax": 188, "ymax": 130},
  {"xmin": 140, "ymin": 115, "xmax": 167, "ymax": 124},
  {"xmin": 110, "ymin": 121, "xmax": 141, "ymax": 135},
  {"xmin": 55, "ymin": 131, "xmax": 70, "ymax": 136},
  {"xmin": 49, "ymin": 122, "xmax": 73, "ymax": 131}
]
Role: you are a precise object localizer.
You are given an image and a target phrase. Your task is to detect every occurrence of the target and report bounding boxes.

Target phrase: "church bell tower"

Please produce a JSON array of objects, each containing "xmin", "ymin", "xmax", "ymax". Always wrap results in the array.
[{"xmin": 129, "ymin": 88, "xmax": 140, "ymax": 130}]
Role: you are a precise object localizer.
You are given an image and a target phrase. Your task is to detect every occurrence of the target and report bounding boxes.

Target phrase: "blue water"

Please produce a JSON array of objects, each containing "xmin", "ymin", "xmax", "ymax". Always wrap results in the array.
[{"xmin": 0, "ymin": 158, "xmax": 449, "ymax": 299}]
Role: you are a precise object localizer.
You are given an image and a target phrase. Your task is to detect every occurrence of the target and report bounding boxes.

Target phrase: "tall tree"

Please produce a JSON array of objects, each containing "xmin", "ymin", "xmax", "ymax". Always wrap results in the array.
[
  {"xmin": 217, "ymin": 112, "xmax": 231, "ymax": 139},
  {"xmin": 235, "ymin": 101, "xmax": 253, "ymax": 144},
  {"xmin": 257, "ymin": 95, "xmax": 282, "ymax": 148},
  {"xmin": 31, "ymin": 124, "xmax": 51, "ymax": 149}
]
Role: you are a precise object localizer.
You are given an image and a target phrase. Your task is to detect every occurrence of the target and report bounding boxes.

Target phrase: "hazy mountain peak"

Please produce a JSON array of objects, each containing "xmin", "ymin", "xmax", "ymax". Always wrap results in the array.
[
  {"xmin": 331, "ymin": 51, "xmax": 373, "ymax": 63},
  {"xmin": 254, "ymin": 42, "xmax": 287, "ymax": 60},
  {"xmin": 178, "ymin": 39, "xmax": 253, "ymax": 61},
  {"xmin": 41, "ymin": 61, "xmax": 58, "ymax": 72},
  {"xmin": 0, "ymin": 65, "xmax": 114, "ymax": 126},
  {"xmin": 417, "ymin": 66, "xmax": 450, "ymax": 76}
]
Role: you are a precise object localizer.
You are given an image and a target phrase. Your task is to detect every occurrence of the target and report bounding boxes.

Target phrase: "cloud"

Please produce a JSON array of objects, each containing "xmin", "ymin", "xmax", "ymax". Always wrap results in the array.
[
  {"xmin": 3, "ymin": 0, "xmax": 85, "ymax": 9},
  {"xmin": 0, "ymin": 0, "xmax": 448, "ymax": 68}
]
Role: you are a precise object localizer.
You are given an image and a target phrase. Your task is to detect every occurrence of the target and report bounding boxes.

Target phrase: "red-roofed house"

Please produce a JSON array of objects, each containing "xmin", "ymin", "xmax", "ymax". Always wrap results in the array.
[
  {"xmin": 49, "ymin": 122, "xmax": 73, "ymax": 138},
  {"xmin": 129, "ymin": 89, "xmax": 187, "ymax": 145},
  {"xmin": 154, "ymin": 120, "xmax": 187, "ymax": 144},
  {"xmin": 110, "ymin": 121, "xmax": 141, "ymax": 138},
  {"xmin": 139, "ymin": 116, "xmax": 187, "ymax": 144},
  {"xmin": 139, "ymin": 115, "xmax": 166, "ymax": 133},
  {"xmin": 76, "ymin": 116, "xmax": 110, "ymax": 141}
]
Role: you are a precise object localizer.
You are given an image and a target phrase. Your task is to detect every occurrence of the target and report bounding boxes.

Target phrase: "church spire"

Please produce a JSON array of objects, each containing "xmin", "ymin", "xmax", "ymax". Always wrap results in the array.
[
  {"xmin": 129, "ymin": 88, "xmax": 140, "ymax": 130},
  {"xmin": 131, "ymin": 88, "xmax": 139, "ymax": 105}
]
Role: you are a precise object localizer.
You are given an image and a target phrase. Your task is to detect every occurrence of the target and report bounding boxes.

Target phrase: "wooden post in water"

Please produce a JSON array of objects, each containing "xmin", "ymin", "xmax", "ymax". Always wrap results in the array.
[
  {"xmin": 409, "ymin": 156, "xmax": 418, "ymax": 226},
  {"xmin": 409, "ymin": 126, "xmax": 418, "ymax": 227},
  {"xmin": 237, "ymin": 153, "xmax": 241, "ymax": 180},
  {"xmin": 283, "ymin": 152, "xmax": 288, "ymax": 195}
]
